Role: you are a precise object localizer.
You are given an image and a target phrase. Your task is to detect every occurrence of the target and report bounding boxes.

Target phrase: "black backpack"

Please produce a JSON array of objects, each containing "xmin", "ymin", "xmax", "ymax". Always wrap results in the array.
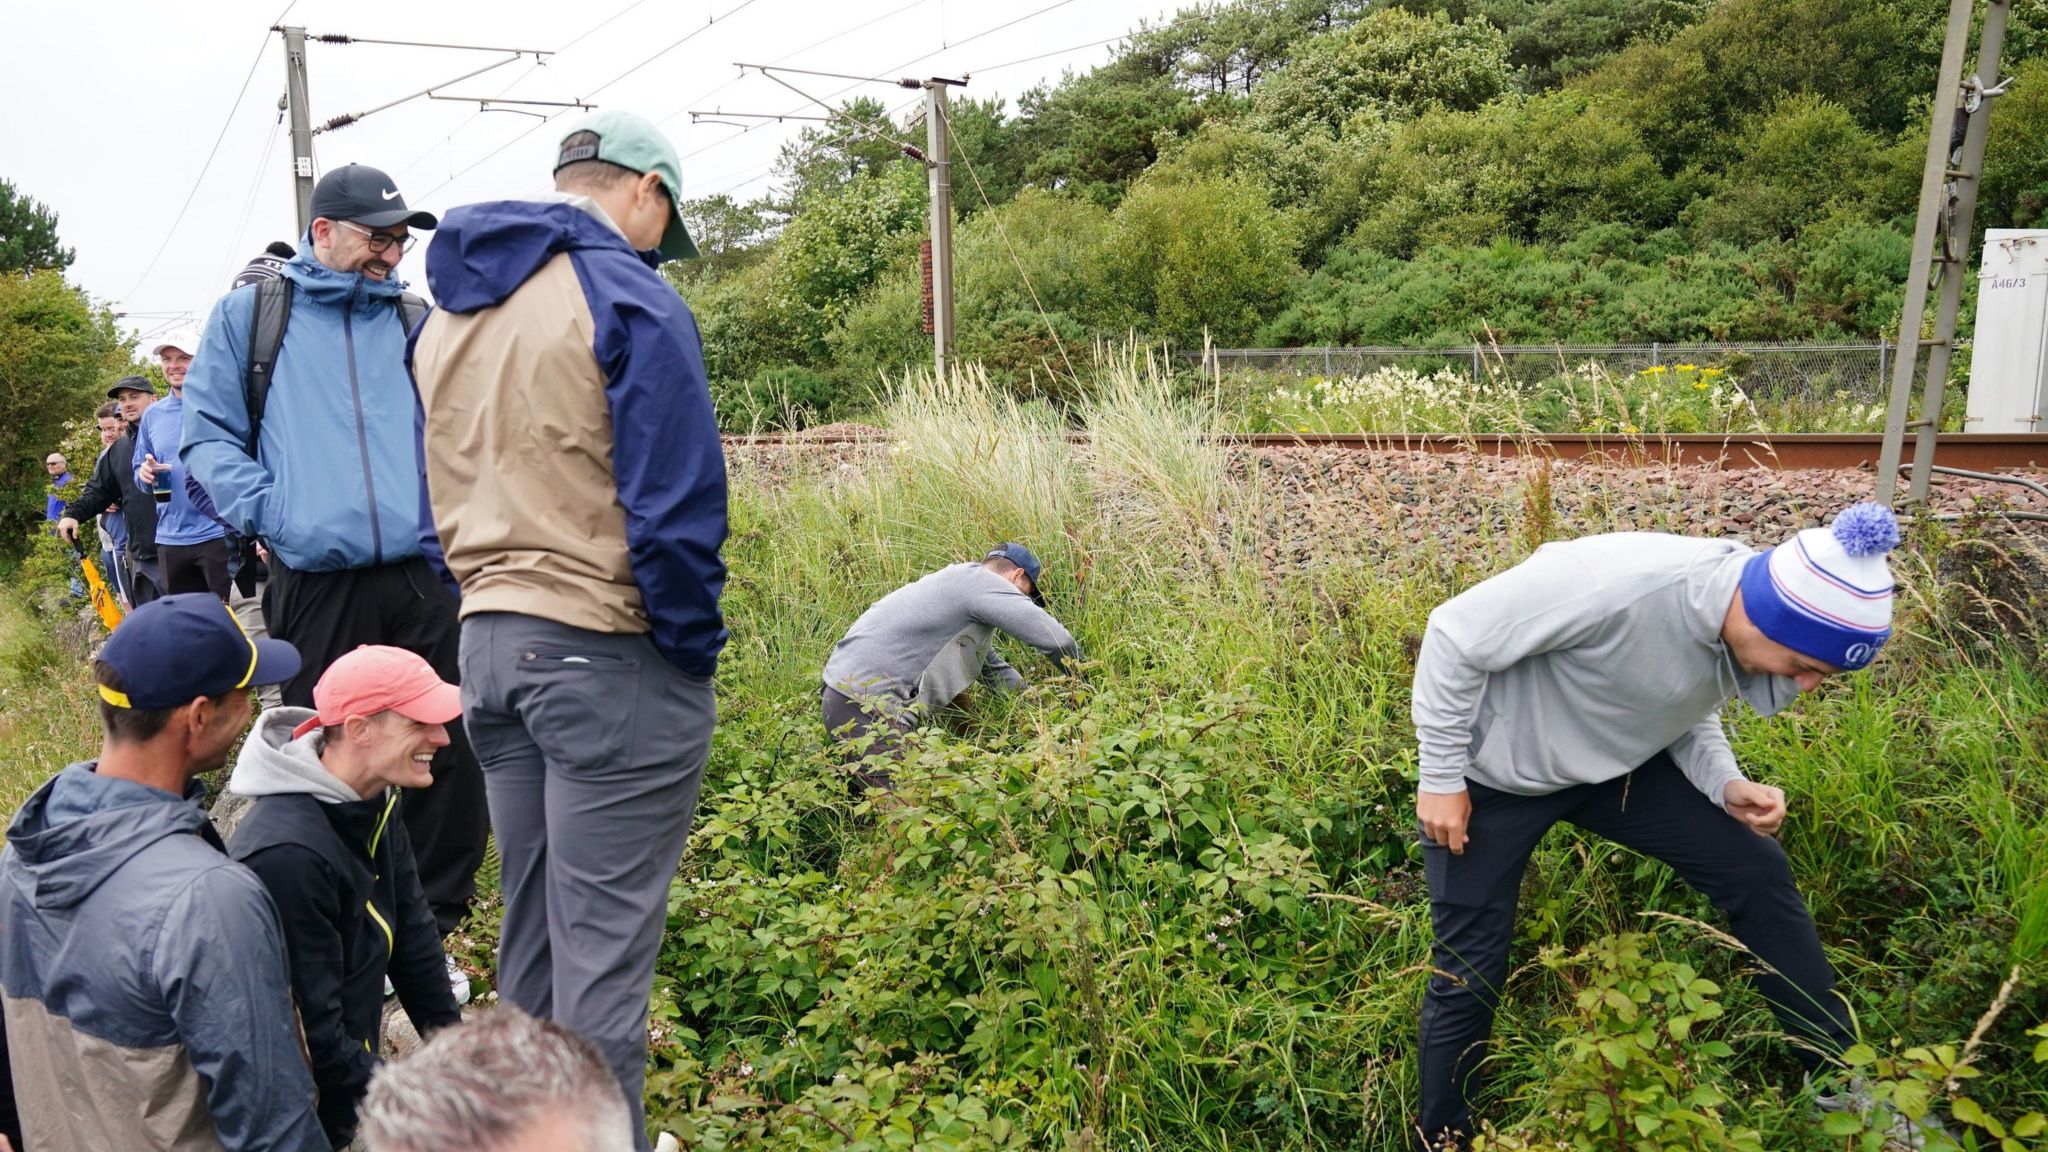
[{"xmin": 241, "ymin": 277, "xmax": 430, "ymax": 458}]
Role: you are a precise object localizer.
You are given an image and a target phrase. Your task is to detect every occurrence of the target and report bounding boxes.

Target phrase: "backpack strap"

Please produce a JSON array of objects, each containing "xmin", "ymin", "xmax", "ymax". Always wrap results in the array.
[
  {"xmin": 240, "ymin": 284, "xmax": 426, "ymax": 460},
  {"xmin": 242, "ymin": 278, "xmax": 293, "ymax": 460},
  {"xmin": 396, "ymin": 292, "xmax": 430, "ymax": 338}
]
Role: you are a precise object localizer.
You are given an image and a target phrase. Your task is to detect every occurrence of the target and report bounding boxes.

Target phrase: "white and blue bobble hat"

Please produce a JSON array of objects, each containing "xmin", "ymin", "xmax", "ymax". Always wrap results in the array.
[{"xmin": 1738, "ymin": 503, "xmax": 1901, "ymax": 670}]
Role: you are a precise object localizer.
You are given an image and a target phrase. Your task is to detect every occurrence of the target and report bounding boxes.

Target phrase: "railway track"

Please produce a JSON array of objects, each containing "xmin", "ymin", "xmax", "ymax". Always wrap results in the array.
[{"xmin": 728, "ymin": 430, "xmax": 2048, "ymax": 473}]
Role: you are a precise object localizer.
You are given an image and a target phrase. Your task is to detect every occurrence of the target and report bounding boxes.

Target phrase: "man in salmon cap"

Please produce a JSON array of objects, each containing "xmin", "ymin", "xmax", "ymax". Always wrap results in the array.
[{"xmin": 225, "ymin": 645, "xmax": 468, "ymax": 1150}]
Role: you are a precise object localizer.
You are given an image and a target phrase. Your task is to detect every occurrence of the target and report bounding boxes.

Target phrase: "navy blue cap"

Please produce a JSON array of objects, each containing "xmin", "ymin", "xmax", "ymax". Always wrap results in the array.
[
  {"xmin": 985, "ymin": 542, "xmax": 1046, "ymax": 606},
  {"xmin": 107, "ymin": 374, "xmax": 155, "ymax": 399},
  {"xmin": 97, "ymin": 594, "xmax": 301, "ymax": 710}
]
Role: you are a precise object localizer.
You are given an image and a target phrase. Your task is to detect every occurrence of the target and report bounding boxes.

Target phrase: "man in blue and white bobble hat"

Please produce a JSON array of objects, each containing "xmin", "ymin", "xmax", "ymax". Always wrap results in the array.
[{"xmin": 1407, "ymin": 504, "xmax": 1908, "ymax": 1152}]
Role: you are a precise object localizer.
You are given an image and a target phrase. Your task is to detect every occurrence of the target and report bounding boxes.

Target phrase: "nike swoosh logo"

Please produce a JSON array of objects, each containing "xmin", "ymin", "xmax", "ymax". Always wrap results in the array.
[{"xmin": 381, "ymin": 188, "xmax": 401, "ymax": 201}]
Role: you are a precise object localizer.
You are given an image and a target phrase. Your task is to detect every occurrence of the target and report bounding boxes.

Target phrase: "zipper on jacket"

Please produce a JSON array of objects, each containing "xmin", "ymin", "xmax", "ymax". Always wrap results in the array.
[
  {"xmin": 363, "ymin": 792, "xmax": 398, "ymax": 966},
  {"xmin": 342, "ymin": 303, "xmax": 385, "ymax": 564}
]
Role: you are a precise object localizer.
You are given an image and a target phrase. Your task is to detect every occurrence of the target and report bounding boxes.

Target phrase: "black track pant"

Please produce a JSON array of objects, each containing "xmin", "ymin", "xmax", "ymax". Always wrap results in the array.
[
  {"xmin": 1414, "ymin": 752, "xmax": 1855, "ymax": 1151},
  {"xmin": 128, "ymin": 560, "xmax": 163, "ymax": 606},
  {"xmin": 161, "ymin": 537, "xmax": 232, "ymax": 600},
  {"xmin": 265, "ymin": 554, "xmax": 489, "ymax": 937}
]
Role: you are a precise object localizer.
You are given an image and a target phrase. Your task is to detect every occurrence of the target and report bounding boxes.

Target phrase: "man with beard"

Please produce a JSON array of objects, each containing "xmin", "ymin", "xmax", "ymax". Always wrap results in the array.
[{"xmin": 181, "ymin": 165, "xmax": 483, "ymax": 1004}]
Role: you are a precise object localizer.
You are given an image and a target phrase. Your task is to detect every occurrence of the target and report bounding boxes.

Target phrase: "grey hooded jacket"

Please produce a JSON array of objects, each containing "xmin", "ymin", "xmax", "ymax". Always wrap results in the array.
[
  {"xmin": 823, "ymin": 562, "xmax": 1083, "ymax": 710},
  {"xmin": 1411, "ymin": 533, "xmax": 1803, "ymax": 807},
  {"xmin": 0, "ymin": 763, "xmax": 325, "ymax": 1151}
]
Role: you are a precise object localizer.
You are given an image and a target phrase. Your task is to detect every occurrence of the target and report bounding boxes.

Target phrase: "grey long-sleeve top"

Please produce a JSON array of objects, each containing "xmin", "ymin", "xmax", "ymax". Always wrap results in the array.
[
  {"xmin": 823, "ymin": 562, "xmax": 1083, "ymax": 708},
  {"xmin": 1410, "ymin": 533, "xmax": 1803, "ymax": 809}
]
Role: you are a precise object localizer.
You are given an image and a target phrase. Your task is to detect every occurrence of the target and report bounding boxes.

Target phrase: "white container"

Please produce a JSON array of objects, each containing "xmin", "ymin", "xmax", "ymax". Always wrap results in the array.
[{"xmin": 1965, "ymin": 229, "xmax": 2048, "ymax": 432}]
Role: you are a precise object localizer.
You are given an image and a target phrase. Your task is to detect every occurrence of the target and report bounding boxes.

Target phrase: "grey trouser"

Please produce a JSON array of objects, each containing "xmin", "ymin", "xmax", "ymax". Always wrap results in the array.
[
  {"xmin": 821, "ymin": 685, "xmax": 914, "ymax": 791},
  {"xmin": 460, "ymin": 612, "xmax": 715, "ymax": 1152}
]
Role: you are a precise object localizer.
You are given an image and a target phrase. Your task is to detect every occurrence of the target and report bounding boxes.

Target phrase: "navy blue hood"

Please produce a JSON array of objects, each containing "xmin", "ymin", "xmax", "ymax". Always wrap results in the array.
[
  {"xmin": 4, "ymin": 763, "xmax": 209, "ymax": 911},
  {"xmin": 426, "ymin": 199, "xmax": 656, "ymax": 314}
]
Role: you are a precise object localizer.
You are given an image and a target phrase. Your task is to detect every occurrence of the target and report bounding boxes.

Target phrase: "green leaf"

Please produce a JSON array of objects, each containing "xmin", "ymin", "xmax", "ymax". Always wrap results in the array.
[
  {"xmin": 1822, "ymin": 1111, "xmax": 1866, "ymax": 1136},
  {"xmin": 1951, "ymin": 1097, "xmax": 1998, "ymax": 1137},
  {"xmin": 2011, "ymin": 1113, "xmax": 2045, "ymax": 1138}
]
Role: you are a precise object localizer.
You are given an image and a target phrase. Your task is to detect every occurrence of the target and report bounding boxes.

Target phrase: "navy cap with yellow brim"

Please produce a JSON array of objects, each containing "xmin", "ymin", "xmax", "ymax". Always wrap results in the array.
[
  {"xmin": 96, "ymin": 594, "xmax": 301, "ymax": 711},
  {"xmin": 554, "ymin": 110, "xmax": 700, "ymax": 262}
]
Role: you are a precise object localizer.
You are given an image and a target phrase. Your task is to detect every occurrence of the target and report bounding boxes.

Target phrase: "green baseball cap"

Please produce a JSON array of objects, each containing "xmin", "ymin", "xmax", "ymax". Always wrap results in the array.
[{"xmin": 554, "ymin": 110, "xmax": 699, "ymax": 262}]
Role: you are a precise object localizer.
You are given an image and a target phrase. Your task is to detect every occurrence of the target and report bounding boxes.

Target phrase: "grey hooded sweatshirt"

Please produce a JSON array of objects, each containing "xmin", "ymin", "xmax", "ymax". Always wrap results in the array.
[
  {"xmin": 823, "ymin": 562, "xmax": 1083, "ymax": 710},
  {"xmin": 1411, "ymin": 533, "xmax": 1803, "ymax": 808}
]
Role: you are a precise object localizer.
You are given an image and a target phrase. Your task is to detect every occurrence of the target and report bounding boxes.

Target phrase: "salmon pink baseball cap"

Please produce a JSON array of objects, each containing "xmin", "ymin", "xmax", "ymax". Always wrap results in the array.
[{"xmin": 291, "ymin": 645, "xmax": 463, "ymax": 739}]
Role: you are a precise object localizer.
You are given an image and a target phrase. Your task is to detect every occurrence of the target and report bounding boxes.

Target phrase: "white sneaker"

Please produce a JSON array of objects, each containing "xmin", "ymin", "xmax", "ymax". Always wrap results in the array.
[
  {"xmin": 445, "ymin": 954, "xmax": 471, "ymax": 1006},
  {"xmin": 383, "ymin": 974, "xmax": 394, "ymax": 998},
  {"xmin": 654, "ymin": 1135, "xmax": 680, "ymax": 1152}
]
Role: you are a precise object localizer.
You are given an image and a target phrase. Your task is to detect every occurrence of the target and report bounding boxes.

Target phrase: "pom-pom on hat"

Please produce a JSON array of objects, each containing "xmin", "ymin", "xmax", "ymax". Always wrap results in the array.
[{"xmin": 1738, "ymin": 503, "xmax": 1901, "ymax": 671}]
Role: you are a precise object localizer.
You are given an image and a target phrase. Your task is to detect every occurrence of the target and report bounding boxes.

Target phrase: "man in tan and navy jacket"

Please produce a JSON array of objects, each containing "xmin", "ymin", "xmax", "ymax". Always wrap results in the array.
[{"xmin": 408, "ymin": 109, "xmax": 726, "ymax": 1152}]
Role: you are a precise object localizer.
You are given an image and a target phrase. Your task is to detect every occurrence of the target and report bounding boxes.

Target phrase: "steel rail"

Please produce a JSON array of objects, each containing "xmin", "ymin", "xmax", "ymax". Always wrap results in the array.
[{"xmin": 725, "ymin": 432, "xmax": 2048, "ymax": 473}]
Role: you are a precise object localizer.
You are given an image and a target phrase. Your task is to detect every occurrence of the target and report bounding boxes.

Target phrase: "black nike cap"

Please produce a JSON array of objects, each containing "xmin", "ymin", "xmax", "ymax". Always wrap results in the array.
[{"xmin": 308, "ymin": 164, "xmax": 438, "ymax": 230}]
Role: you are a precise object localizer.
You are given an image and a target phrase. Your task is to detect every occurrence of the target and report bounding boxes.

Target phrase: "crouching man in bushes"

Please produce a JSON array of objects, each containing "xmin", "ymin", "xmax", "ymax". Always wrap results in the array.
[
  {"xmin": 1409, "ymin": 504, "xmax": 1916, "ymax": 1151},
  {"xmin": 822, "ymin": 543, "xmax": 1084, "ymax": 791}
]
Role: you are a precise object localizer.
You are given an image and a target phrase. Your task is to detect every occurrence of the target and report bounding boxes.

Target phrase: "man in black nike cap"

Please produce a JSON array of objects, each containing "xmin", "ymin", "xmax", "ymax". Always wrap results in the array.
[{"xmin": 182, "ymin": 165, "xmax": 488, "ymax": 1002}]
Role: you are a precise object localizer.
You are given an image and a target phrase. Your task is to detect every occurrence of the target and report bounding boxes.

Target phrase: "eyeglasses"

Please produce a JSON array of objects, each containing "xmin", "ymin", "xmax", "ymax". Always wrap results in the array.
[{"xmin": 337, "ymin": 220, "xmax": 417, "ymax": 254}]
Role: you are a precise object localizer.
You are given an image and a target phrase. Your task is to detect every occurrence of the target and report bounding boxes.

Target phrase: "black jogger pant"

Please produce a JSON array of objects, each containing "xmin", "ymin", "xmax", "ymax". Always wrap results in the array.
[
  {"xmin": 161, "ymin": 537, "xmax": 233, "ymax": 600},
  {"xmin": 265, "ymin": 553, "xmax": 489, "ymax": 937},
  {"xmin": 128, "ymin": 560, "xmax": 163, "ymax": 606},
  {"xmin": 1414, "ymin": 752, "xmax": 1856, "ymax": 1151}
]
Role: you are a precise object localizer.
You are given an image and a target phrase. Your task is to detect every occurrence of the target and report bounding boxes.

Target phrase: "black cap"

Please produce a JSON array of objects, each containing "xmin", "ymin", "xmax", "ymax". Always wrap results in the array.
[
  {"xmin": 309, "ymin": 164, "xmax": 438, "ymax": 230},
  {"xmin": 232, "ymin": 240, "xmax": 297, "ymax": 289},
  {"xmin": 96, "ymin": 594, "xmax": 301, "ymax": 710},
  {"xmin": 107, "ymin": 374, "xmax": 156, "ymax": 399}
]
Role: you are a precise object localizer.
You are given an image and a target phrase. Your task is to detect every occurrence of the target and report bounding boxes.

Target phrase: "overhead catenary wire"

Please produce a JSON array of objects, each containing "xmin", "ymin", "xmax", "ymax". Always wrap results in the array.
[
  {"xmin": 690, "ymin": 93, "xmax": 923, "ymax": 200},
  {"xmin": 652, "ymin": 0, "xmax": 931, "ymax": 130},
  {"xmin": 971, "ymin": 34, "xmax": 1129, "ymax": 76},
  {"xmin": 686, "ymin": 20, "xmax": 1131, "ymax": 203},
  {"xmin": 674, "ymin": 0, "xmax": 1085, "ymax": 170},
  {"xmin": 216, "ymin": 119, "xmax": 287, "ymax": 290},
  {"xmin": 744, "ymin": 67, "xmax": 927, "ymax": 155},
  {"xmin": 390, "ymin": 0, "xmax": 655, "ymax": 181},
  {"xmin": 409, "ymin": 0, "xmax": 766, "ymax": 205},
  {"xmin": 587, "ymin": 0, "xmax": 767, "ymax": 99},
  {"xmin": 122, "ymin": 0, "xmax": 300, "ymax": 306}
]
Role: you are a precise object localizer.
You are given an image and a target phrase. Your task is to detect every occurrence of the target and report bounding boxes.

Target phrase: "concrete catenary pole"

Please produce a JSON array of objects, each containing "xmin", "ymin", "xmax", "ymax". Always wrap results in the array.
[
  {"xmin": 923, "ymin": 80, "xmax": 956, "ymax": 383},
  {"xmin": 280, "ymin": 26, "xmax": 317, "ymax": 236}
]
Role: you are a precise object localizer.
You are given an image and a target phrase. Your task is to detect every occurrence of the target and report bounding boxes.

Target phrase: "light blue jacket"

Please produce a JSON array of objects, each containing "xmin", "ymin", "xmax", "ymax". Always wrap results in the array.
[
  {"xmin": 181, "ymin": 243, "xmax": 425, "ymax": 572},
  {"xmin": 133, "ymin": 395, "xmax": 226, "ymax": 547}
]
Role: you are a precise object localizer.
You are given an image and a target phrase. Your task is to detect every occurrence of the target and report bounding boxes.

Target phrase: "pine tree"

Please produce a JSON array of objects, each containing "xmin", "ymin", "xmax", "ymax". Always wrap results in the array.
[{"xmin": 0, "ymin": 180, "xmax": 76, "ymax": 274}]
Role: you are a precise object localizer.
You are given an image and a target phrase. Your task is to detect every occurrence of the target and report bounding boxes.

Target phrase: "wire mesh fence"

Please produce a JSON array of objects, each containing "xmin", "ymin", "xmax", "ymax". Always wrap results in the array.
[{"xmin": 1189, "ymin": 343, "xmax": 1910, "ymax": 403}]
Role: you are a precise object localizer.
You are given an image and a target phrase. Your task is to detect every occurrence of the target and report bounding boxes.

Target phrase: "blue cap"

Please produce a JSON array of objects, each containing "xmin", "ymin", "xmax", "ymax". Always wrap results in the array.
[
  {"xmin": 985, "ymin": 542, "xmax": 1046, "ymax": 606},
  {"xmin": 97, "ymin": 594, "xmax": 301, "ymax": 710}
]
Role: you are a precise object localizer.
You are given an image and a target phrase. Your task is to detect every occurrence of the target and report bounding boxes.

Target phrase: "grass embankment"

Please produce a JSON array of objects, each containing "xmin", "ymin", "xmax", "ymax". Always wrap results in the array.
[
  {"xmin": 654, "ymin": 363, "xmax": 2048, "ymax": 1149},
  {"xmin": 0, "ymin": 361, "xmax": 2041, "ymax": 1149}
]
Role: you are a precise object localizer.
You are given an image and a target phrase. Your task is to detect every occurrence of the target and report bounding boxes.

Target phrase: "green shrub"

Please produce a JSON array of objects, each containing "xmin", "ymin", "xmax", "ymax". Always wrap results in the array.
[{"xmin": 713, "ymin": 367, "xmax": 848, "ymax": 432}]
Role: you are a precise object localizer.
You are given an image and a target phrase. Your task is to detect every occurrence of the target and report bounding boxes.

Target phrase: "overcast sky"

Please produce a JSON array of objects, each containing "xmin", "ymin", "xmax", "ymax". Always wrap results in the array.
[{"xmin": 6, "ymin": 0, "xmax": 1181, "ymax": 341}]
